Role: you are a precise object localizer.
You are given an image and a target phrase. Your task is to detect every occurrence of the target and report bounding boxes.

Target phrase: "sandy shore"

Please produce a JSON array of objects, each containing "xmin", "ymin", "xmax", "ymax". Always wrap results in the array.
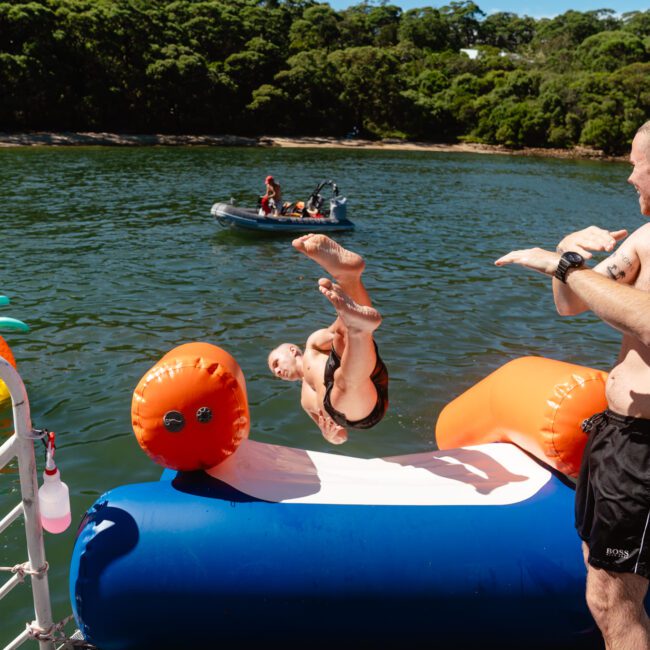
[{"xmin": 0, "ymin": 131, "xmax": 625, "ymax": 161}]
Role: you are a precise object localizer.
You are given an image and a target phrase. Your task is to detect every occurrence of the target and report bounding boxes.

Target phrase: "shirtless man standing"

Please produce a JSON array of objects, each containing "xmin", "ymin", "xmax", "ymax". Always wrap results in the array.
[
  {"xmin": 496, "ymin": 121, "xmax": 650, "ymax": 649},
  {"xmin": 268, "ymin": 234, "xmax": 388, "ymax": 445},
  {"xmin": 263, "ymin": 175, "xmax": 282, "ymax": 216}
]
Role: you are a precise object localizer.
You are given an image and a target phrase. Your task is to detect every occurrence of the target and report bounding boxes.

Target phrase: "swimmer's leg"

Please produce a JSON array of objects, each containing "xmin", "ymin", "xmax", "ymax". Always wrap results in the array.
[
  {"xmin": 292, "ymin": 234, "xmax": 371, "ymax": 307},
  {"xmin": 319, "ymin": 279, "xmax": 381, "ymax": 422}
]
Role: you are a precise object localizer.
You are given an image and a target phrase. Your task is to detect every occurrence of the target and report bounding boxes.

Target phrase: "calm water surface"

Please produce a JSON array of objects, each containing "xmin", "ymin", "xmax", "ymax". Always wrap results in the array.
[{"xmin": 0, "ymin": 146, "xmax": 640, "ymax": 640}]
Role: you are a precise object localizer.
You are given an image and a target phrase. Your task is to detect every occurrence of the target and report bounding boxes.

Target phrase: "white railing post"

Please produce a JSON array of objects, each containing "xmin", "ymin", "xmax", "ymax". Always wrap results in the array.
[{"xmin": 0, "ymin": 356, "xmax": 55, "ymax": 650}]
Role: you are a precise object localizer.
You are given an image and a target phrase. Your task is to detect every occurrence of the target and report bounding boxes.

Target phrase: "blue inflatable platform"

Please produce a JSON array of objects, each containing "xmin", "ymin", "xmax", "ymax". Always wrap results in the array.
[{"xmin": 69, "ymin": 439, "xmax": 601, "ymax": 649}]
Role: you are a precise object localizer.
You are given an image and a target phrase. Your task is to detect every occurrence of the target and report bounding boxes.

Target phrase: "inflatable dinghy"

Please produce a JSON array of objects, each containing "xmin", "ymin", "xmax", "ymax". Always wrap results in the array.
[
  {"xmin": 211, "ymin": 203, "xmax": 355, "ymax": 233},
  {"xmin": 212, "ymin": 180, "xmax": 355, "ymax": 233}
]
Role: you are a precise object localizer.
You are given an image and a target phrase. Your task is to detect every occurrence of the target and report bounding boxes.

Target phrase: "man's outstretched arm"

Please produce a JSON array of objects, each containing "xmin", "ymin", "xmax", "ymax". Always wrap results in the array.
[
  {"xmin": 306, "ymin": 327, "xmax": 336, "ymax": 353},
  {"xmin": 304, "ymin": 407, "xmax": 348, "ymax": 445},
  {"xmin": 496, "ymin": 247, "xmax": 650, "ymax": 346}
]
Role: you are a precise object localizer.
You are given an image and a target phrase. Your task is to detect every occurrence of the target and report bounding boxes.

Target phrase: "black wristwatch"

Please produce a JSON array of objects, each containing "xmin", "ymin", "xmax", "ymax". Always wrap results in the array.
[{"xmin": 554, "ymin": 251, "xmax": 585, "ymax": 283}]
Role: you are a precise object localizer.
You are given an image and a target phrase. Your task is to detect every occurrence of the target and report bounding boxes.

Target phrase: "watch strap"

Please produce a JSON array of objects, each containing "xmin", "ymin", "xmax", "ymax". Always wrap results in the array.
[{"xmin": 554, "ymin": 253, "xmax": 584, "ymax": 284}]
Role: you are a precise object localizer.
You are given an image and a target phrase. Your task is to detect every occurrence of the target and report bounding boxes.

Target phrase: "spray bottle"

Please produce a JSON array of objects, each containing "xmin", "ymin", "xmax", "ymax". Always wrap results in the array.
[{"xmin": 38, "ymin": 431, "xmax": 71, "ymax": 534}]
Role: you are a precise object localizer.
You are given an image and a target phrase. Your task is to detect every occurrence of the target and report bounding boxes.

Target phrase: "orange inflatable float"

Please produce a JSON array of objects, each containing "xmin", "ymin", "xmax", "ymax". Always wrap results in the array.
[
  {"xmin": 0, "ymin": 335, "xmax": 17, "ymax": 403},
  {"xmin": 132, "ymin": 342, "xmax": 250, "ymax": 470},
  {"xmin": 435, "ymin": 356, "xmax": 608, "ymax": 477}
]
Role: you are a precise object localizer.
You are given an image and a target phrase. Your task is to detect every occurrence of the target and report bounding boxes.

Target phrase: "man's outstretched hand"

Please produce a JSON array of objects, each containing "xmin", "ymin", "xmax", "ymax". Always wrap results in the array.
[
  {"xmin": 496, "ymin": 225, "xmax": 629, "ymax": 276},
  {"xmin": 495, "ymin": 247, "xmax": 561, "ymax": 276},
  {"xmin": 557, "ymin": 226, "xmax": 628, "ymax": 259}
]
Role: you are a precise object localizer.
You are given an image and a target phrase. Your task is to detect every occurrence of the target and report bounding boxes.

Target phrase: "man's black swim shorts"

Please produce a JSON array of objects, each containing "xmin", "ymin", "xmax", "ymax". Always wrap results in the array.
[
  {"xmin": 322, "ymin": 342, "xmax": 388, "ymax": 429},
  {"xmin": 576, "ymin": 409, "xmax": 650, "ymax": 579}
]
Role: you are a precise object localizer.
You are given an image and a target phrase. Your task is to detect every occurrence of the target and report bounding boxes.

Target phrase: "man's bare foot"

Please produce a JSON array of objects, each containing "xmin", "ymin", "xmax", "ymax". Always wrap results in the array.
[
  {"xmin": 318, "ymin": 279, "xmax": 381, "ymax": 332},
  {"xmin": 292, "ymin": 234, "xmax": 365, "ymax": 280}
]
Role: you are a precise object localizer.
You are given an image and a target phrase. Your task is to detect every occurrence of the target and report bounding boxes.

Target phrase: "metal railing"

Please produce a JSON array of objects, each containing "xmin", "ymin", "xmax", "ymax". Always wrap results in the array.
[{"xmin": 0, "ymin": 355, "xmax": 55, "ymax": 650}]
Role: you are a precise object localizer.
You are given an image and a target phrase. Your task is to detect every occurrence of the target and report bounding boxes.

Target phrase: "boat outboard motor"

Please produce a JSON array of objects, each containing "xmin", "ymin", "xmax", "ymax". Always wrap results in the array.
[
  {"xmin": 306, "ymin": 193, "xmax": 323, "ymax": 213},
  {"xmin": 306, "ymin": 180, "xmax": 341, "ymax": 217},
  {"xmin": 330, "ymin": 195, "xmax": 347, "ymax": 220}
]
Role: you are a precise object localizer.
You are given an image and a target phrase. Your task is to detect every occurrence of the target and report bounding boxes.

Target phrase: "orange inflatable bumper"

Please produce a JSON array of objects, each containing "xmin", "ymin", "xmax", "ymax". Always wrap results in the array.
[
  {"xmin": 0, "ymin": 335, "xmax": 17, "ymax": 403},
  {"xmin": 132, "ymin": 342, "xmax": 250, "ymax": 471},
  {"xmin": 435, "ymin": 356, "xmax": 608, "ymax": 477}
]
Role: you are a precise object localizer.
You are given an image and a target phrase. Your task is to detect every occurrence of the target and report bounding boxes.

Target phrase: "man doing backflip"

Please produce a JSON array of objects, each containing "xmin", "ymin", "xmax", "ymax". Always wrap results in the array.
[
  {"xmin": 268, "ymin": 234, "xmax": 388, "ymax": 445},
  {"xmin": 496, "ymin": 121, "xmax": 650, "ymax": 649}
]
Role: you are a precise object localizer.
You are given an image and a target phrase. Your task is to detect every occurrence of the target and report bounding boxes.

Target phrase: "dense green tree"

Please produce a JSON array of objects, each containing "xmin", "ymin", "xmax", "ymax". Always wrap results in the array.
[
  {"xmin": 613, "ymin": 62, "xmax": 650, "ymax": 111},
  {"xmin": 580, "ymin": 114, "xmax": 623, "ymax": 152},
  {"xmin": 162, "ymin": 1, "xmax": 248, "ymax": 61},
  {"xmin": 441, "ymin": 1, "xmax": 485, "ymax": 48},
  {"xmin": 328, "ymin": 45, "xmax": 406, "ymax": 137},
  {"xmin": 478, "ymin": 12, "xmax": 536, "ymax": 51},
  {"xmin": 577, "ymin": 30, "xmax": 647, "ymax": 72},
  {"xmin": 249, "ymin": 49, "xmax": 344, "ymax": 134},
  {"xmin": 145, "ymin": 44, "xmax": 211, "ymax": 131},
  {"xmin": 337, "ymin": 2, "xmax": 401, "ymax": 48},
  {"xmin": 289, "ymin": 5, "xmax": 341, "ymax": 52},
  {"xmin": 398, "ymin": 7, "xmax": 452, "ymax": 51},
  {"xmin": 0, "ymin": 0, "xmax": 648, "ymax": 151},
  {"xmin": 478, "ymin": 98, "xmax": 548, "ymax": 147},
  {"xmin": 622, "ymin": 10, "xmax": 650, "ymax": 38},
  {"xmin": 365, "ymin": 4, "xmax": 401, "ymax": 47},
  {"xmin": 338, "ymin": 6, "xmax": 373, "ymax": 48},
  {"xmin": 534, "ymin": 9, "xmax": 618, "ymax": 50}
]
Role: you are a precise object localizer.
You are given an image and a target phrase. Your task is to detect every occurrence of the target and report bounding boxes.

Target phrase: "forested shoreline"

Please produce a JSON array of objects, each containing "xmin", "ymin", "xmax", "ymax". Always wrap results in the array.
[{"xmin": 1, "ymin": 1, "xmax": 649, "ymax": 153}]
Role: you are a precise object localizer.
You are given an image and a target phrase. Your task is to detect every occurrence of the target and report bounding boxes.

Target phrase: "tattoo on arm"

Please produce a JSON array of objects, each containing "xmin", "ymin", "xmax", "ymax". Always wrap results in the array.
[
  {"xmin": 607, "ymin": 263, "xmax": 626, "ymax": 281},
  {"xmin": 621, "ymin": 254, "xmax": 633, "ymax": 268}
]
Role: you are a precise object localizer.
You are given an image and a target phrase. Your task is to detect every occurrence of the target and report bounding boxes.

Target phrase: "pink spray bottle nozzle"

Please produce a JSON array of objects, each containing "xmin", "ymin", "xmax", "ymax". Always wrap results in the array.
[{"xmin": 44, "ymin": 431, "xmax": 57, "ymax": 475}]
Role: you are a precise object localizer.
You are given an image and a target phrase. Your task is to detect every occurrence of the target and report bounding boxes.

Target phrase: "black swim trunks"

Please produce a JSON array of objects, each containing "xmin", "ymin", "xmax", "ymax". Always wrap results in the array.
[
  {"xmin": 576, "ymin": 409, "xmax": 650, "ymax": 579},
  {"xmin": 322, "ymin": 342, "xmax": 388, "ymax": 429}
]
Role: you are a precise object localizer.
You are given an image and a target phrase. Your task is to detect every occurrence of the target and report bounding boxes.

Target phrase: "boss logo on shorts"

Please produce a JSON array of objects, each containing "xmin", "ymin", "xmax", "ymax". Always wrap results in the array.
[{"xmin": 606, "ymin": 547, "xmax": 631, "ymax": 560}]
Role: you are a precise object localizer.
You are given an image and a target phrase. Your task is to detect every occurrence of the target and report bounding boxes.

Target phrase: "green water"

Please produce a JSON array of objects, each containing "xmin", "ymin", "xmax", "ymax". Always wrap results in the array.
[{"xmin": 0, "ymin": 146, "xmax": 640, "ymax": 641}]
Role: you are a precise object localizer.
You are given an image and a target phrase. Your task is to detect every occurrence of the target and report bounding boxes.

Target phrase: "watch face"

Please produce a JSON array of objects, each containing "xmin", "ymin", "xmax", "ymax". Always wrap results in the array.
[{"xmin": 565, "ymin": 252, "xmax": 584, "ymax": 265}]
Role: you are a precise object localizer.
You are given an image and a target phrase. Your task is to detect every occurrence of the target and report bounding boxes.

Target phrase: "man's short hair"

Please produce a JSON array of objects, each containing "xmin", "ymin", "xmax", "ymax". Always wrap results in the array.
[
  {"xmin": 636, "ymin": 121, "xmax": 650, "ymax": 155},
  {"xmin": 636, "ymin": 121, "xmax": 650, "ymax": 139},
  {"xmin": 267, "ymin": 343, "xmax": 299, "ymax": 370}
]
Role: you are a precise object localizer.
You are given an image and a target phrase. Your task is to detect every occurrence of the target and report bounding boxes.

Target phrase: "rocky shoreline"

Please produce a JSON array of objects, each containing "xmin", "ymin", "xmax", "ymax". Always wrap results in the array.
[{"xmin": 0, "ymin": 131, "xmax": 626, "ymax": 162}]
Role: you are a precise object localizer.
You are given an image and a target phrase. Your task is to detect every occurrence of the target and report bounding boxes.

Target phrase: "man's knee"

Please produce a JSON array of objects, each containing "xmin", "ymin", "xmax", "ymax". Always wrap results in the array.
[
  {"xmin": 586, "ymin": 566, "xmax": 648, "ymax": 631},
  {"xmin": 585, "ymin": 572, "xmax": 614, "ymax": 624}
]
